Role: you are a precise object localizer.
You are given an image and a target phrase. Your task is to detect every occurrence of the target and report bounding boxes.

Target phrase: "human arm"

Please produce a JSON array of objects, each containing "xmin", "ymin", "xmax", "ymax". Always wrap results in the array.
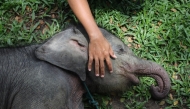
[{"xmin": 67, "ymin": 0, "xmax": 117, "ymax": 77}]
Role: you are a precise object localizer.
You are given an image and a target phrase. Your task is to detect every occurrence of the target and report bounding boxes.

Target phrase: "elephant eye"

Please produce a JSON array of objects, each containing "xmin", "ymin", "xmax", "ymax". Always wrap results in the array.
[
  {"xmin": 119, "ymin": 48, "xmax": 124, "ymax": 52},
  {"xmin": 116, "ymin": 45, "xmax": 126, "ymax": 54},
  {"xmin": 70, "ymin": 39, "xmax": 86, "ymax": 47},
  {"xmin": 117, "ymin": 48, "xmax": 125, "ymax": 55}
]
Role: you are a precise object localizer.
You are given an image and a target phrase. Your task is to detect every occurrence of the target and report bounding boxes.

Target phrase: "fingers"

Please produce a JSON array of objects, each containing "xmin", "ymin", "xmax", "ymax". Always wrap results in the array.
[
  {"xmin": 100, "ymin": 58, "xmax": 105, "ymax": 77},
  {"xmin": 95, "ymin": 58, "xmax": 99, "ymax": 77},
  {"xmin": 88, "ymin": 54, "xmax": 93, "ymax": 72},
  {"xmin": 88, "ymin": 56, "xmax": 105, "ymax": 77},
  {"xmin": 88, "ymin": 37, "xmax": 116, "ymax": 78},
  {"xmin": 88, "ymin": 52, "xmax": 102, "ymax": 77},
  {"xmin": 105, "ymin": 56, "xmax": 113, "ymax": 73},
  {"xmin": 109, "ymin": 47, "xmax": 117, "ymax": 59},
  {"xmin": 88, "ymin": 53, "xmax": 113, "ymax": 78}
]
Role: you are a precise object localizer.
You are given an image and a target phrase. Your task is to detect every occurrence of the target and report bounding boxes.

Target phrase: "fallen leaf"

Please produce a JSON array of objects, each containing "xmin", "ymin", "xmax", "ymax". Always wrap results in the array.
[
  {"xmin": 171, "ymin": 8, "xmax": 177, "ymax": 12},
  {"xmin": 51, "ymin": 6, "xmax": 58, "ymax": 13},
  {"xmin": 137, "ymin": 44, "xmax": 141, "ymax": 48},
  {"xmin": 109, "ymin": 18, "xmax": 113, "ymax": 24},
  {"xmin": 159, "ymin": 100, "xmax": 165, "ymax": 105},
  {"xmin": 134, "ymin": 44, "xmax": 141, "ymax": 49},
  {"xmin": 42, "ymin": 25, "xmax": 49, "ymax": 34},
  {"xmin": 51, "ymin": 14, "xmax": 56, "ymax": 19},
  {"xmin": 132, "ymin": 26, "xmax": 136, "ymax": 29},
  {"xmin": 155, "ymin": 26, "xmax": 159, "ymax": 28},
  {"xmin": 169, "ymin": 93, "xmax": 173, "ymax": 100},
  {"xmin": 15, "ymin": 16, "xmax": 20, "ymax": 22},
  {"xmin": 39, "ymin": 20, "xmax": 44, "ymax": 25},
  {"xmin": 158, "ymin": 21, "xmax": 162, "ymax": 26},
  {"xmin": 173, "ymin": 100, "xmax": 178, "ymax": 106},
  {"xmin": 127, "ymin": 37, "xmax": 133, "ymax": 43},
  {"xmin": 172, "ymin": 73, "xmax": 178, "ymax": 80},
  {"xmin": 127, "ymin": 44, "xmax": 132, "ymax": 47},
  {"xmin": 26, "ymin": 6, "xmax": 32, "ymax": 12},
  {"xmin": 121, "ymin": 26, "xmax": 127, "ymax": 32},
  {"xmin": 15, "ymin": 16, "xmax": 23, "ymax": 22},
  {"xmin": 36, "ymin": 25, "xmax": 41, "ymax": 30}
]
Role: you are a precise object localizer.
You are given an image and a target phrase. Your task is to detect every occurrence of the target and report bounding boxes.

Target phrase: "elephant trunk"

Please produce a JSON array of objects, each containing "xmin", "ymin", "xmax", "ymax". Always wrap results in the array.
[{"xmin": 134, "ymin": 59, "xmax": 171, "ymax": 100}]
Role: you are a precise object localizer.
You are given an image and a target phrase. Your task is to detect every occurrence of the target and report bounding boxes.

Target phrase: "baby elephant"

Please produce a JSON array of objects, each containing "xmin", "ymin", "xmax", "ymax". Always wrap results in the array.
[{"xmin": 0, "ymin": 25, "xmax": 171, "ymax": 109}]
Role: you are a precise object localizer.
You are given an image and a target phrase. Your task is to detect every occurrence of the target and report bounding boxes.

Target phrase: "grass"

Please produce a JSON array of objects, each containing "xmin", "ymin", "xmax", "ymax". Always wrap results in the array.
[{"xmin": 0, "ymin": 0, "xmax": 190, "ymax": 108}]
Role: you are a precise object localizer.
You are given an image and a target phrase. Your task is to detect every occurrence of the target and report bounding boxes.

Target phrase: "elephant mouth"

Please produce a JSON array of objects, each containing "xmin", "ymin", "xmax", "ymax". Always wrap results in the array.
[{"xmin": 118, "ymin": 66, "xmax": 140, "ymax": 85}]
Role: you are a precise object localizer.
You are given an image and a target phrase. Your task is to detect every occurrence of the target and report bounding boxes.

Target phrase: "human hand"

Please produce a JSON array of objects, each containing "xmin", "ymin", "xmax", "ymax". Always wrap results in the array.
[
  {"xmin": 67, "ymin": 0, "xmax": 117, "ymax": 77},
  {"xmin": 88, "ymin": 32, "xmax": 117, "ymax": 77}
]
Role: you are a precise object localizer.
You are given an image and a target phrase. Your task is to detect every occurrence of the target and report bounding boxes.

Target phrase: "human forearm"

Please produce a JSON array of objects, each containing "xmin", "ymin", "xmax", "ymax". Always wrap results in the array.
[{"xmin": 67, "ymin": 0, "xmax": 100, "ymax": 40}]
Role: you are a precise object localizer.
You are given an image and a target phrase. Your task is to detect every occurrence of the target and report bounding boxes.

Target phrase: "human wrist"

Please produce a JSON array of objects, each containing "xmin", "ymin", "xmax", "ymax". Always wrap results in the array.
[{"xmin": 88, "ymin": 28, "xmax": 104, "ymax": 41}]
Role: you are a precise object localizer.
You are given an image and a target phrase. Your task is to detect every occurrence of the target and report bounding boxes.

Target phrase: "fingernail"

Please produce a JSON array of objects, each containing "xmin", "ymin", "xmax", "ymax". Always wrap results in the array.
[
  {"xmin": 113, "ymin": 54, "xmax": 117, "ymax": 58},
  {"xmin": 101, "ymin": 75, "xmax": 104, "ymax": 77},
  {"xmin": 88, "ymin": 69, "xmax": 91, "ymax": 71},
  {"xmin": 110, "ymin": 70, "xmax": 113, "ymax": 73},
  {"xmin": 96, "ymin": 74, "xmax": 99, "ymax": 76}
]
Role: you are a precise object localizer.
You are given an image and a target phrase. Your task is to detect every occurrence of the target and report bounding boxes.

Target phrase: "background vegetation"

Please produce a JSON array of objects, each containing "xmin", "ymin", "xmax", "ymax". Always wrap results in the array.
[{"xmin": 0, "ymin": 0, "xmax": 189, "ymax": 108}]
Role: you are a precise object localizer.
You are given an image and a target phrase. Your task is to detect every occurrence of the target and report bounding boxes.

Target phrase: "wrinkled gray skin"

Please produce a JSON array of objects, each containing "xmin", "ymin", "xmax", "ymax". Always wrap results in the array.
[
  {"xmin": 0, "ymin": 25, "xmax": 171, "ymax": 109},
  {"xmin": 0, "ymin": 45, "xmax": 84, "ymax": 109}
]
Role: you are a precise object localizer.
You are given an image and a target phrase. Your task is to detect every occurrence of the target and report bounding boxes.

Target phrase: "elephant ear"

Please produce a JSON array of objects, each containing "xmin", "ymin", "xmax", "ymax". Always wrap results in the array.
[{"xmin": 35, "ymin": 27, "xmax": 88, "ymax": 81}]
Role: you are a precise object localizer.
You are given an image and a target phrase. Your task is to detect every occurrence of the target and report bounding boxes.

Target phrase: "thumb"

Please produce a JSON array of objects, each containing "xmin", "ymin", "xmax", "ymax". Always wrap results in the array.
[{"xmin": 109, "ymin": 47, "xmax": 117, "ymax": 58}]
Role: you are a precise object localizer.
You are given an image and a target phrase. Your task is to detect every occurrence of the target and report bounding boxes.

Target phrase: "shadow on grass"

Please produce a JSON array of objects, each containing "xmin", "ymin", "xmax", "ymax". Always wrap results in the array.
[{"xmin": 89, "ymin": 0, "xmax": 144, "ymax": 16}]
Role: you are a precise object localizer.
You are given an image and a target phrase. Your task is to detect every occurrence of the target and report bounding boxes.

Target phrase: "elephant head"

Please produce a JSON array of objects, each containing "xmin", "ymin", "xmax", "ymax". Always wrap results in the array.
[{"xmin": 35, "ymin": 25, "xmax": 171, "ymax": 100}]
